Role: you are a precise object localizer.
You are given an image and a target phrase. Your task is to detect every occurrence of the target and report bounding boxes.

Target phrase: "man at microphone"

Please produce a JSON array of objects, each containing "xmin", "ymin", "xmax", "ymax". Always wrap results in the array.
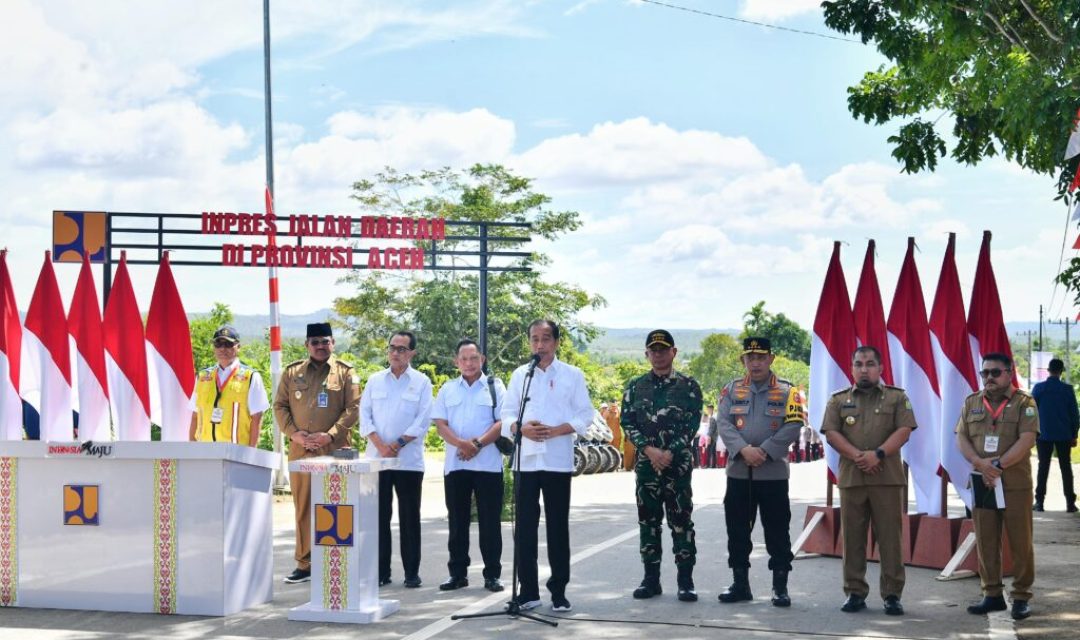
[{"xmin": 501, "ymin": 319, "xmax": 594, "ymax": 613}]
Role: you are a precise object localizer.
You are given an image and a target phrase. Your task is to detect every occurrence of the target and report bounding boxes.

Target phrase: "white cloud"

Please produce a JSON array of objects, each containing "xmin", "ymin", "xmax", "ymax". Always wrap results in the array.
[
  {"xmin": 515, "ymin": 117, "xmax": 770, "ymax": 189},
  {"xmin": 740, "ymin": 0, "xmax": 823, "ymax": 22}
]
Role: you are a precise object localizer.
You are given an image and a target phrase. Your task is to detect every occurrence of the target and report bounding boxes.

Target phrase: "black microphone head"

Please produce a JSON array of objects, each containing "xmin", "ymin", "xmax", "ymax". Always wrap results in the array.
[{"xmin": 530, "ymin": 353, "xmax": 542, "ymax": 364}]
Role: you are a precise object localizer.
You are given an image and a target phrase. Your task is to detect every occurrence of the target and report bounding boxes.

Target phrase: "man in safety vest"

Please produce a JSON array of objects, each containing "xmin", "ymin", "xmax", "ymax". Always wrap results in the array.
[{"xmin": 190, "ymin": 326, "xmax": 270, "ymax": 446}]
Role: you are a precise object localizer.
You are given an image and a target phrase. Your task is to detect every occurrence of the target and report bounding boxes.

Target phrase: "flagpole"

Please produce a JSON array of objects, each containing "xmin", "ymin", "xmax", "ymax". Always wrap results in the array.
[{"xmin": 264, "ymin": 0, "xmax": 288, "ymax": 489}]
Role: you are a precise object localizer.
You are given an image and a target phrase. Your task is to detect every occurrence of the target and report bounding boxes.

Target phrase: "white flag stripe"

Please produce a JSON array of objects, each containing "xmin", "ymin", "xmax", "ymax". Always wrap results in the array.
[
  {"xmin": 0, "ymin": 351, "xmax": 20, "ymax": 440},
  {"xmin": 106, "ymin": 352, "xmax": 151, "ymax": 441},
  {"xmin": 74, "ymin": 350, "xmax": 110, "ymax": 442},
  {"xmin": 888, "ymin": 333, "xmax": 942, "ymax": 513},
  {"xmin": 147, "ymin": 342, "xmax": 193, "ymax": 442},
  {"xmin": 21, "ymin": 330, "xmax": 73, "ymax": 441},
  {"xmin": 930, "ymin": 335, "xmax": 974, "ymax": 507},
  {"xmin": 809, "ymin": 332, "xmax": 847, "ymax": 480}
]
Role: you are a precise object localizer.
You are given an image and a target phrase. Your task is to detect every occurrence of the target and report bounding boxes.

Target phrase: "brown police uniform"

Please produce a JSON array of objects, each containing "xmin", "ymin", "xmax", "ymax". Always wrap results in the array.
[
  {"xmin": 821, "ymin": 383, "xmax": 916, "ymax": 600},
  {"xmin": 955, "ymin": 388, "xmax": 1038, "ymax": 602},
  {"xmin": 273, "ymin": 355, "xmax": 360, "ymax": 571}
]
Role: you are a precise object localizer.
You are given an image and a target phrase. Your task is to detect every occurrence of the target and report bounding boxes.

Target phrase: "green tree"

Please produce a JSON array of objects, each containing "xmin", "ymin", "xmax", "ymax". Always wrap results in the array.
[
  {"xmin": 687, "ymin": 333, "xmax": 745, "ymax": 401},
  {"xmin": 741, "ymin": 301, "xmax": 812, "ymax": 363},
  {"xmin": 821, "ymin": 1, "xmax": 1078, "ymax": 185},
  {"xmin": 335, "ymin": 164, "xmax": 605, "ymax": 378}
]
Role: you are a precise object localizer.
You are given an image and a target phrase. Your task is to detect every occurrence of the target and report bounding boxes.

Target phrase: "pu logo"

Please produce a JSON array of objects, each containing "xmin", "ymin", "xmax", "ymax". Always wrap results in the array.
[
  {"xmin": 315, "ymin": 504, "xmax": 354, "ymax": 546},
  {"xmin": 63, "ymin": 485, "xmax": 99, "ymax": 525},
  {"xmin": 52, "ymin": 211, "xmax": 107, "ymax": 263}
]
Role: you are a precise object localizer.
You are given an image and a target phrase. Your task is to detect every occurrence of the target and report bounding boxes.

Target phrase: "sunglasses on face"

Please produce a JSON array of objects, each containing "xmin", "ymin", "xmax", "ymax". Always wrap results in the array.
[
  {"xmin": 387, "ymin": 345, "xmax": 411, "ymax": 354},
  {"xmin": 213, "ymin": 341, "xmax": 236, "ymax": 348},
  {"xmin": 308, "ymin": 338, "xmax": 332, "ymax": 346},
  {"xmin": 979, "ymin": 368, "xmax": 1010, "ymax": 378}
]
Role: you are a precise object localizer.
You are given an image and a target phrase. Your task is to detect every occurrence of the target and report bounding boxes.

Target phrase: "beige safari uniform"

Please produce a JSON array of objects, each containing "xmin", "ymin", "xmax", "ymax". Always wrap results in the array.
[
  {"xmin": 955, "ymin": 388, "xmax": 1038, "ymax": 601},
  {"xmin": 821, "ymin": 383, "xmax": 916, "ymax": 600},
  {"xmin": 273, "ymin": 355, "xmax": 360, "ymax": 570}
]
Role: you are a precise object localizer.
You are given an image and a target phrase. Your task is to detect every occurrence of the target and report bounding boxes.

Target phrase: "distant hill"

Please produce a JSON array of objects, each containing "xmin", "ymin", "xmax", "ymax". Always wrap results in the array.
[{"xmin": 183, "ymin": 309, "xmax": 1071, "ymax": 353}]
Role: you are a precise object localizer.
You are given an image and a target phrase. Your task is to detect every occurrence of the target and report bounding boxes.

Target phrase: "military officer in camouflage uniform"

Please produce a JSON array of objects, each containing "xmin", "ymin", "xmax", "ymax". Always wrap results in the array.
[
  {"xmin": 821, "ymin": 346, "xmax": 915, "ymax": 616},
  {"xmin": 273, "ymin": 323, "xmax": 360, "ymax": 584},
  {"xmin": 621, "ymin": 329, "xmax": 703, "ymax": 602},
  {"xmin": 716, "ymin": 337, "xmax": 804, "ymax": 607}
]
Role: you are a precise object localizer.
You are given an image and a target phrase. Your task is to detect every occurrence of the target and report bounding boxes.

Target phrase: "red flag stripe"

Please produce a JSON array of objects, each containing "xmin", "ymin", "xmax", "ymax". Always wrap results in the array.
[
  {"xmin": 967, "ymin": 231, "xmax": 1018, "ymax": 387},
  {"xmin": 0, "ymin": 251, "xmax": 19, "ymax": 390},
  {"xmin": 69, "ymin": 253, "xmax": 109, "ymax": 393},
  {"xmin": 145, "ymin": 253, "xmax": 195, "ymax": 396},
  {"xmin": 852, "ymin": 239, "xmax": 893, "ymax": 384},
  {"xmin": 24, "ymin": 252, "xmax": 71, "ymax": 385},
  {"xmin": 886, "ymin": 238, "xmax": 940, "ymax": 394}
]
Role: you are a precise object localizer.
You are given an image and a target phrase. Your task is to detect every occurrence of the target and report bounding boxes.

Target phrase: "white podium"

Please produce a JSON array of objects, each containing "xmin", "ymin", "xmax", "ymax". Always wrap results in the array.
[
  {"xmin": 0, "ymin": 440, "xmax": 277, "ymax": 616},
  {"xmin": 286, "ymin": 456, "xmax": 399, "ymax": 624}
]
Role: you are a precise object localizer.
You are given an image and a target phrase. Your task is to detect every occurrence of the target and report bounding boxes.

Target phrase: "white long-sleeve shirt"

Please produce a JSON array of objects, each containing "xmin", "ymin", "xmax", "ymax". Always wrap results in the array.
[
  {"xmin": 360, "ymin": 366, "xmax": 433, "ymax": 472},
  {"xmin": 500, "ymin": 357, "xmax": 593, "ymax": 473},
  {"xmin": 431, "ymin": 375, "xmax": 505, "ymax": 474}
]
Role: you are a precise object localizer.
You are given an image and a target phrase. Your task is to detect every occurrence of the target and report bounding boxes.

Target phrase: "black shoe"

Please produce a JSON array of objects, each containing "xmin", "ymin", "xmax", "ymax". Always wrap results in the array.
[
  {"xmin": 967, "ymin": 595, "xmax": 1008, "ymax": 614},
  {"xmin": 634, "ymin": 564, "xmax": 663, "ymax": 599},
  {"xmin": 551, "ymin": 596, "xmax": 573, "ymax": 612},
  {"xmin": 841, "ymin": 594, "xmax": 867, "ymax": 613},
  {"xmin": 677, "ymin": 565, "xmax": 697, "ymax": 602},
  {"xmin": 439, "ymin": 576, "xmax": 468, "ymax": 591},
  {"xmin": 378, "ymin": 576, "xmax": 392, "ymax": 587},
  {"xmin": 771, "ymin": 570, "xmax": 790, "ymax": 608},
  {"xmin": 718, "ymin": 568, "xmax": 752, "ymax": 603},
  {"xmin": 1033, "ymin": 501, "xmax": 1045, "ymax": 512},
  {"xmin": 883, "ymin": 595, "xmax": 904, "ymax": 616},
  {"xmin": 1011, "ymin": 599, "xmax": 1032, "ymax": 620},
  {"xmin": 1067, "ymin": 503, "xmax": 1078, "ymax": 513},
  {"xmin": 404, "ymin": 576, "xmax": 422, "ymax": 588},
  {"xmin": 283, "ymin": 568, "xmax": 311, "ymax": 584},
  {"xmin": 484, "ymin": 578, "xmax": 504, "ymax": 592}
]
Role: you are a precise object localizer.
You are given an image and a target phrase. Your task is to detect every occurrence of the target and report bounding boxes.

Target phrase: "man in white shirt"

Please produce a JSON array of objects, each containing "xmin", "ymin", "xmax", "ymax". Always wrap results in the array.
[
  {"xmin": 361, "ymin": 330, "xmax": 434, "ymax": 589},
  {"xmin": 501, "ymin": 320, "xmax": 594, "ymax": 613},
  {"xmin": 432, "ymin": 339, "xmax": 506, "ymax": 593}
]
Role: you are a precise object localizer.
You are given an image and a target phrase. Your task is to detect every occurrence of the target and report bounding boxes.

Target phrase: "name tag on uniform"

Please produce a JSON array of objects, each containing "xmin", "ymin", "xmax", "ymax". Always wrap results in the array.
[
  {"xmin": 984, "ymin": 435, "xmax": 1000, "ymax": 453},
  {"xmin": 210, "ymin": 407, "xmax": 224, "ymax": 423},
  {"xmin": 318, "ymin": 392, "xmax": 329, "ymax": 408}
]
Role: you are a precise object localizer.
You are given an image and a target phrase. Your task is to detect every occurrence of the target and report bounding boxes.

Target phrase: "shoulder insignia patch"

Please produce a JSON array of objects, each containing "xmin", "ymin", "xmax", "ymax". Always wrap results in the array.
[{"xmin": 1024, "ymin": 406, "xmax": 1035, "ymax": 417}]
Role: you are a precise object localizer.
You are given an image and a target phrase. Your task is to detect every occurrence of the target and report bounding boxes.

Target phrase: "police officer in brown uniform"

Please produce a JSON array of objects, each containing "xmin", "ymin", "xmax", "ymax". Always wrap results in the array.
[
  {"xmin": 956, "ymin": 352, "xmax": 1038, "ymax": 621},
  {"xmin": 821, "ymin": 346, "xmax": 915, "ymax": 616},
  {"xmin": 273, "ymin": 323, "xmax": 360, "ymax": 584}
]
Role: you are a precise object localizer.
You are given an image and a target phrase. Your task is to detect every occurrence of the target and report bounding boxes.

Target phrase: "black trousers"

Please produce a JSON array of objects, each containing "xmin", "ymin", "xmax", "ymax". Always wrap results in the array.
[
  {"xmin": 515, "ymin": 471, "xmax": 571, "ymax": 600},
  {"xmin": 1035, "ymin": 440, "xmax": 1076, "ymax": 503},
  {"xmin": 379, "ymin": 470, "xmax": 424, "ymax": 581},
  {"xmin": 444, "ymin": 470, "xmax": 504, "ymax": 579},
  {"xmin": 724, "ymin": 476, "xmax": 793, "ymax": 571}
]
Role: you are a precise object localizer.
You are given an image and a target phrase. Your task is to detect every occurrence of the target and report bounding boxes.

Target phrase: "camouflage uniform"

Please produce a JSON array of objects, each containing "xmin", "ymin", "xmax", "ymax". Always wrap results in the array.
[{"xmin": 621, "ymin": 370, "xmax": 703, "ymax": 566}]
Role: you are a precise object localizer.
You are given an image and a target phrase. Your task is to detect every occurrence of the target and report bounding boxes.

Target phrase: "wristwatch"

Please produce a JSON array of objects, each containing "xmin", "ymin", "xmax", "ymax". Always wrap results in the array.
[
  {"xmin": 472, "ymin": 438, "xmax": 484, "ymax": 449},
  {"xmin": 991, "ymin": 459, "xmax": 1003, "ymax": 470},
  {"xmin": 874, "ymin": 448, "xmax": 886, "ymax": 461},
  {"xmin": 396, "ymin": 436, "xmax": 408, "ymax": 448}
]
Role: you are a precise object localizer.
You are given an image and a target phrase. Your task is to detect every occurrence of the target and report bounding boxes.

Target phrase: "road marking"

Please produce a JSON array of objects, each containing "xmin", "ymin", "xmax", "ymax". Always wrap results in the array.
[
  {"xmin": 987, "ymin": 610, "xmax": 1017, "ymax": 640},
  {"xmin": 400, "ymin": 526, "xmax": 639, "ymax": 640}
]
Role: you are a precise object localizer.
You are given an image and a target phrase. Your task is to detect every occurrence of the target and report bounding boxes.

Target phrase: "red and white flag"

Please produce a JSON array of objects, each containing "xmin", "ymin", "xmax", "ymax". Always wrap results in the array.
[
  {"xmin": 0, "ymin": 251, "xmax": 21, "ymax": 440},
  {"xmin": 145, "ymin": 253, "xmax": 194, "ymax": 441},
  {"xmin": 967, "ymin": 231, "xmax": 1017, "ymax": 387},
  {"xmin": 22, "ymin": 252, "xmax": 73, "ymax": 441},
  {"xmin": 103, "ymin": 253, "xmax": 151, "ymax": 441},
  {"xmin": 886, "ymin": 238, "xmax": 942, "ymax": 513},
  {"xmin": 929, "ymin": 233, "xmax": 978, "ymax": 508},
  {"xmin": 853, "ymin": 239, "xmax": 893, "ymax": 384},
  {"xmin": 1065, "ymin": 107, "xmax": 1080, "ymax": 161},
  {"xmin": 810, "ymin": 241, "xmax": 857, "ymax": 482},
  {"xmin": 68, "ymin": 253, "xmax": 110, "ymax": 442}
]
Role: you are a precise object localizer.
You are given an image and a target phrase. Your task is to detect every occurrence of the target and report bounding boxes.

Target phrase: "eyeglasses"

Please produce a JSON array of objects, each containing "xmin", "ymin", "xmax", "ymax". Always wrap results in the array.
[
  {"xmin": 387, "ymin": 345, "xmax": 411, "ymax": 354},
  {"xmin": 308, "ymin": 338, "xmax": 332, "ymax": 346},
  {"xmin": 979, "ymin": 368, "xmax": 1010, "ymax": 378},
  {"xmin": 213, "ymin": 340, "xmax": 237, "ymax": 348}
]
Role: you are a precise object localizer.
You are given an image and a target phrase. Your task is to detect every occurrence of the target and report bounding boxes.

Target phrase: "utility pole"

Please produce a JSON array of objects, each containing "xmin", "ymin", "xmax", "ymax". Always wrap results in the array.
[
  {"xmin": 1016, "ymin": 330, "xmax": 1035, "ymax": 383},
  {"xmin": 1039, "ymin": 305, "xmax": 1044, "ymax": 351},
  {"xmin": 1050, "ymin": 318, "xmax": 1075, "ymax": 372}
]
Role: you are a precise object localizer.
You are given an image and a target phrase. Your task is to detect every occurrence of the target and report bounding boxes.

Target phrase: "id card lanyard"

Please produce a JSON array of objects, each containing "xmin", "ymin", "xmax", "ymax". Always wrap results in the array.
[
  {"xmin": 210, "ymin": 365, "xmax": 238, "ymax": 441},
  {"xmin": 981, "ymin": 396, "xmax": 1009, "ymax": 431}
]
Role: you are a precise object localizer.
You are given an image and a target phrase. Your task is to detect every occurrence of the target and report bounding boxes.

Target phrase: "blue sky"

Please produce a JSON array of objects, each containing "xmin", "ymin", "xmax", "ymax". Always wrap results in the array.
[{"xmin": 0, "ymin": 0, "xmax": 1071, "ymax": 332}]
